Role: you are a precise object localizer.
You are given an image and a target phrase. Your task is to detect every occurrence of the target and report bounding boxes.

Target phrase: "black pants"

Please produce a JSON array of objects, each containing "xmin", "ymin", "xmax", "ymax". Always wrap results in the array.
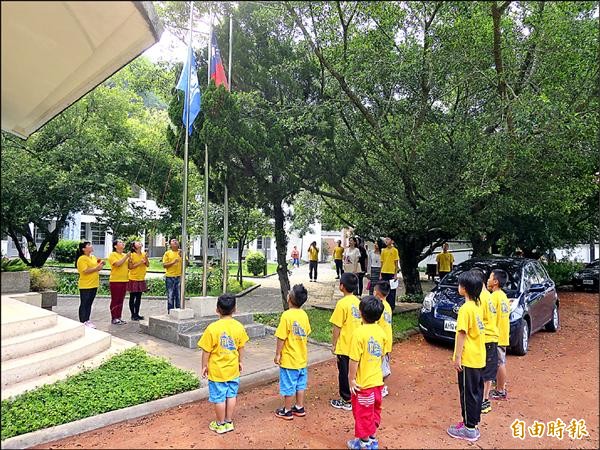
[
  {"xmin": 129, "ymin": 292, "xmax": 142, "ymax": 317},
  {"xmin": 309, "ymin": 261, "xmax": 318, "ymax": 280},
  {"xmin": 380, "ymin": 272, "xmax": 397, "ymax": 312},
  {"xmin": 334, "ymin": 259, "xmax": 343, "ymax": 278},
  {"xmin": 458, "ymin": 367, "xmax": 483, "ymax": 428},
  {"xmin": 356, "ymin": 272, "xmax": 365, "ymax": 297},
  {"xmin": 438, "ymin": 271, "xmax": 450, "ymax": 280},
  {"xmin": 78, "ymin": 288, "xmax": 97, "ymax": 322},
  {"xmin": 337, "ymin": 354, "xmax": 351, "ymax": 401}
]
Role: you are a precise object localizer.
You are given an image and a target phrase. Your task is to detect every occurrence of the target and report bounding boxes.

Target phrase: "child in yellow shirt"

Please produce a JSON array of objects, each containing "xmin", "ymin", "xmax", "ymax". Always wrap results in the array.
[
  {"xmin": 488, "ymin": 269, "xmax": 510, "ymax": 401},
  {"xmin": 198, "ymin": 294, "xmax": 249, "ymax": 434},
  {"xmin": 447, "ymin": 270, "xmax": 485, "ymax": 442},
  {"xmin": 373, "ymin": 281, "xmax": 393, "ymax": 397},
  {"xmin": 347, "ymin": 296, "xmax": 387, "ymax": 449},
  {"xmin": 274, "ymin": 284, "xmax": 311, "ymax": 420}
]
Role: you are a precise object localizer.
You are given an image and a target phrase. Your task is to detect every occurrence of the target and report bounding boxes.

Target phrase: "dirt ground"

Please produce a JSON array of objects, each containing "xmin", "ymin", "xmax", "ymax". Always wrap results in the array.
[{"xmin": 39, "ymin": 292, "xmax": 598, "ymax": 449}]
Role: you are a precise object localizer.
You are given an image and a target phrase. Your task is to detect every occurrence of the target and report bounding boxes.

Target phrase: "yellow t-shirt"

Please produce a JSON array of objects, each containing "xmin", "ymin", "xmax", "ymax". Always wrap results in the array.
[
  {"xmin": 493, "ymin": 289, "xmax": 511, "ymax": 346},
  {"xmin": 329, "ymin": 294, "xmax": 362, "ymax": 356},
  {"xmin": 333, "ymin": 246, "xmax": 344, "ymax": 260},
  {"xmin": 376, "ymin": 299, "xmax": 393, "ymax": 355},
  {"xmin": 163, "ymin": 249, "xmax": 182, "ymax": 277},
  {"xmin": 480, "ymin": 287, "xmax": 499, "ymax": 343},
  {"xmin": 436, "ymin": 252, "xmax": 454, "ymax": 272},
  {"xmin": 453, "ymin": 300, "xmax": 486, "ymax": 368},
  {"xmin": 380, "ymin": 246, "xmax": 399, "ymax": 274},
  {"xmin": 198, "ymin": 318, "xmax": 249, "ymax": 382},
  {"xmin": 128, "ymin": 252, "xmax": 148, "ymax": 281},
  {"xmin": 108, "ymin": 251, "xmax": 129, "ymax": 282},
  {"xmin": 308, "ymin": 247, "xmax": 319, "ymax": 261},
  {"xmin": 349, "ymin": 323, "xmax": 387, "ymax": 389},
  {"xmin": 77, "ymin": 255, "xmax": 100, "ymax": 289},
  {"xmin": 275, "ymin": 308, "xmax": 312, "ymax": 369}
]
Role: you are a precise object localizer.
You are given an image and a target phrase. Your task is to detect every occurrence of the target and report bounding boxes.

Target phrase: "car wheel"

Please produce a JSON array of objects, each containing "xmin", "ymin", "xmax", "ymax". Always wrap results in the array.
[
  {"xmin": 512, "ymin": 319, "xmax": 529, "ymax": 356},
  {"xmin": 545, "ymin": 302, "xmax": 560, "ymax": 332}
]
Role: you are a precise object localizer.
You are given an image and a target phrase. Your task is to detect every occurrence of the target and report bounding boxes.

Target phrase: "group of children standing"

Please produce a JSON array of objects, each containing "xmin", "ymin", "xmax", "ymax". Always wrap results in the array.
[{"xmin": 196, "ymin": 268, "xmax": 510, "ymax": 447}]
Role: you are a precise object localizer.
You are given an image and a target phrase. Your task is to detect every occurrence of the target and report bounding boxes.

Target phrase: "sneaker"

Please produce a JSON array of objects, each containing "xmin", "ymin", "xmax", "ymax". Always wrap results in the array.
[
  {"xmin": 275, "ymin": 407, "xmax": 293, "ymax": 420},
  {"xmin": 84, "ymin": 321, "xmax": 96, "ymax": 329},
  {"xmin": 291, "ymin": 405, "xmax": 306, "ymax": 417},
  {"xmin": 381, "ymin": 385, "xmax": 389, "ymax": 398},
  {"xmin": 447, "ymin": 422, "xmax": 464, "ymax": 433},
  {"xmin": 489, "ymin": 389, "xmax": 508, "ymax": 400},
  {"xmin": 223, "ymin": 421, "xmax": 234, "ymax": 433},
  {"xmin": 447, "ymin": 425, "xmax": 480, "ymax": 442},
  {"xmin": 330, "ymin": 398, "xmax": 352, "ymax": 411},
  {"xmin": 368, "ymin": 437, "xmax": 379, "ymax": 449},
  {"xmin": 481, "ymin": 400, "xmax": 492, "ymax": 414},
  {"xmin": 136, "ymin": 314, "xmax": 144, "ymax": 320},
  {"xmin": 111, "ymin": 318, "xmax": 127, "ymax": 325},
  {"xmin": 208, "ymin": 421, "xmax": 228, "ymax": 434},
  {"xmin": 347, "ymin": 438, "xmax": 371, "ymax": 449}
]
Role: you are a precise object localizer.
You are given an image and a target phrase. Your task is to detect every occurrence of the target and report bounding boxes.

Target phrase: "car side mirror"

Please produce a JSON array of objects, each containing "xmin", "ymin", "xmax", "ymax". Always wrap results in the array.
[{"xmin": 529, "ymin": 283, "xmax": 545, "ymax": 292}]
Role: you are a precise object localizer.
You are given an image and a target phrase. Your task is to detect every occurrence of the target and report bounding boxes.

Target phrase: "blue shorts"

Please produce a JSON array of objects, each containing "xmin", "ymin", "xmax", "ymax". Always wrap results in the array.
[
  {"xmin": 279, "ymin": 367, "xmax": 308, "ymax": 396},
  {"xmin": 208, "ymin": 378, "xmax": 240, "ymax": 403}
]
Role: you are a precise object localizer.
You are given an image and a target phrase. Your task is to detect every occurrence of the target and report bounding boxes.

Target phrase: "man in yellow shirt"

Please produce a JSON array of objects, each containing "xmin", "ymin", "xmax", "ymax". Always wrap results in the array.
[
  {"xmin": 308, "ymin": 241, "xmax": 319, "ymax": 282},
  {"xmin": 379, "ymin": 237, "xmax": 399, "ymax": 312},
  {"xmin": 436, "ymin": 243, "xmax": 454, "ymax": 280},
  {"xmin": 274, "ymin": 284, "xmax": 311, "ymax": 420},
  {"xmin": 333, "ymin": 240, "xmax": 344, "ymax": 279},
  {"xmin": 162, "ymin": 238, "xmax": 183, "ymax": 312}
]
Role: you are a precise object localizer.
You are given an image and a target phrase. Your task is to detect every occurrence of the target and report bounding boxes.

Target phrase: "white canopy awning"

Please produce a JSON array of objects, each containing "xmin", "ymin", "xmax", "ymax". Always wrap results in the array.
[{"xmin": 1, "ymin": 1, "xmax": 163, "ymax": 139}]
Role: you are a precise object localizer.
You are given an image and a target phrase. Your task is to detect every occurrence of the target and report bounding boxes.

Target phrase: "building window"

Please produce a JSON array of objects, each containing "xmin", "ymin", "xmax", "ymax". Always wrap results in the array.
[
  {"xmin": 264, "ymin": 237, "xmax": 271, "ymax": 249},
  {"xmin": 80, "ymin": 223, "xmax": 87, "ymax": 241},
  {"xmin": 232, "ymin": 241, "xmax": 238, "ymax": 249},
  {"xmin": 256, "ymin": 236, "xmax": 263, "ymax": 250},
  {"xmin": 34, "ymin": 226, "xmax": 47, "ymax": 243},
  {"xmin": 90, "ymin": 223, "xmax": 105, "ymax": 245},
  {"xmin": 208, "ymin": 238, "xmax": 216, "ymax": 249}
]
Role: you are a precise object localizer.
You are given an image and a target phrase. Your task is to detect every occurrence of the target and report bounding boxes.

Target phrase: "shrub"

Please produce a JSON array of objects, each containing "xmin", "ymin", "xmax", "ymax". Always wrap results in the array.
[
  {"xmin": 544, "ymin": 261, "xmax": 585, "ymax": 286},
  {"xmin": 53, "ymin": 240, "xmax": 79, "ymax": 264},
  {"xmin": 1, "ymin": 257, "xmax": 27, "ymax": 272},
  {"xmin": 29, "ymin": 268, "xmax": 57, "ymax": 291},
  {"xmin": 246, "ymin": 251, "xmax": 266, "ymax": 276}
]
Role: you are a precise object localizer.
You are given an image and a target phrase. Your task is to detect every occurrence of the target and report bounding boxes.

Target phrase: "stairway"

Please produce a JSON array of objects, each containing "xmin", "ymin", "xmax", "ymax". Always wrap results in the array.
[{"xmin": 1, "ymin": 295, "xmax": 134, "ymax": 400}]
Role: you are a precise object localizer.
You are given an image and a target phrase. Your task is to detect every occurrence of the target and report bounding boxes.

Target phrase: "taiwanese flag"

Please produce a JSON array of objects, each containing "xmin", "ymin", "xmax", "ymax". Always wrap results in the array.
[{"xmin": 210, "ymin": 34, "xmax": 229, "ymax": 90}]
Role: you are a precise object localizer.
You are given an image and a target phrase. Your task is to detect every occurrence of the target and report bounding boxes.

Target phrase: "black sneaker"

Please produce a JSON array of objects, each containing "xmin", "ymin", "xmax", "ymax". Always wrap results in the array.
[
  {"xmin": 137, "ymin": 314, "xmax": 144, "ymax": 320},
  {"xmin": 330, "ymin": 398, "xmax": 352, "ymax": 411},
  {"xmin": 481, "ymin": 400, "xmax": 492, "ymax": 414},
  {"xmin": 131, "ymin": 315, "xmax": 141, "ymax": 321},
  {"xmin": 291, "ymin": 405, "xmax": 306, "ymax": 417},
  {"xmin": 275, "ymin": 407, "xmax": 293, "ymax": 420}
]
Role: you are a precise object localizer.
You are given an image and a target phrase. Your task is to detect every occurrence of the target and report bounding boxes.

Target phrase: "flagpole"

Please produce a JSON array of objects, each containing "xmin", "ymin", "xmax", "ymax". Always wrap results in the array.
[
  {"xmin": 201, "ymin": 11, "xmax": 212, "ymax": 297},
  {"xmin": 180, "ymin": 0, "xmax": 194, "ymax": 310},
  {"xmin": 222, "ymin": 13, "xmax": 233, "ymax": 294}
]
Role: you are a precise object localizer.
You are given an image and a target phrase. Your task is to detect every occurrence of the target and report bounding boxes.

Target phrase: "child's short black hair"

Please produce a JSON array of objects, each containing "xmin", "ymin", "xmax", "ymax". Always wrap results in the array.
[
  {"xmin": 217, "ymin": 294, "xmax": 236, "ymax": 315},
  {"xmin": 491, "ymin": 269, "xmax": 508, "ymax": 288},
  {"xmin": 374, "ymin": 281, "xmax": 390, "ymax": 298},
  {"xmin": 289, "ymin": 284, "xmax": 308, "ymax": 307},
  {"xmin": 340, "ymin": 272, "xmax": 358, "ymax": 293},
  {"xmin": 458, "ymin": 271, "xmax": 483, "ymax": 305},
  {"xmin": 470, "ymin": 267, "xmax": 486, "ymax": 284},
  {"xmin": 359, "ymin": 295, "xmax": 384, "ymax": 324}
]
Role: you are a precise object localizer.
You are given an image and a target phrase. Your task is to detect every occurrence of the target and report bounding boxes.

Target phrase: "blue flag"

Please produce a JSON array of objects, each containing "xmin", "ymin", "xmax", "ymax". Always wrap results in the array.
[{"xmin": 176, "ymin": 45, "xmax": 201, "ymax": 136}]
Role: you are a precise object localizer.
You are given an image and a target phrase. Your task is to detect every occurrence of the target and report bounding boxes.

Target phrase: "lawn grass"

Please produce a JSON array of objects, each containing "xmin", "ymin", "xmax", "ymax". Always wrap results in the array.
[
  {"xmin": 0, "ymin": 348, "xmax": 198, "ymax": 441},
  {"xmin": 254, "ymin": 309, "xmax": 419, "ymax": 345}
]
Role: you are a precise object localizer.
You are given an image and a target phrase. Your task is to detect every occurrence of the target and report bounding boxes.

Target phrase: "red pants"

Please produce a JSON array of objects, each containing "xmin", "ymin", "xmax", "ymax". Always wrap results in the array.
[
  {"xmin": 109, "ymin": 282, "xmax": 127, "ymax": 319},
  {"xmin": 351, "ymin": 385, "xmax": 383, "ymax": 439}
]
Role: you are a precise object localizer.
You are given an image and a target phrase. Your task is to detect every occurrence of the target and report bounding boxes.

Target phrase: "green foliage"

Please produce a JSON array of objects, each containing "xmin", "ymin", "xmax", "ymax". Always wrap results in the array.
[
  {"xmin": 245, "ymin": 251, "xmax": 266, "ymax": 276},
  {"xmin": 29, "ymin": 268, "xmax": 57, "ymax": 292},
  {"xmin": 544, "ymin": 261, "xmax": 585, "ymax": 287},
  {"xmin": 53, "ymin": 240, "xmax": 79, "ymax": 264},
  {"xmin": 0, "ymin": 257, "xmax": 27, "ymax": 272},
  {"xmin": 0, "ymin": 347, "xmax": 198, "ymax": 440}
]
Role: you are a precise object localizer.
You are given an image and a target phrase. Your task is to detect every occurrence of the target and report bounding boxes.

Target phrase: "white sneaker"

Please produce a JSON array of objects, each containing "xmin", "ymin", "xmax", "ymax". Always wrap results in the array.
[
  {"xmin": 84, "ymin": 321, "xmax": 96, "ymax": 329},
  {"xmin": 382, "ymin": 385, "xmax": 389, "ymax": 397}
]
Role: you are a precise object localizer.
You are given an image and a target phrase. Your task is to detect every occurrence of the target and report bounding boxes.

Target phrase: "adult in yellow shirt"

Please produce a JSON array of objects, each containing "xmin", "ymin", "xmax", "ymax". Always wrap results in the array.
[
  {"xmin": 436, "ymin": 243, "xmax": 454, "ymax": 280},
  {"xmin": 163, "ymin": 238, "xmax": 183, "ymax": 312},
  {"xmin": 108, "ymin": 239, "xmax": 130, "ymax": 325},
  {"xmin": 308, "ymin": 241, "xmax": 319, "ymax": 282},
  {"xmin": 127, "ymin": 240, "xmax": 149, "ymax": 321},
  {"xmin": 75, "ymin": 241, "xmax": 105, "ymax": 328},
  {"xmin": 333, "ymin": 240, "xmax": 344, "ymax": 279},
  {"xmin": 379, "ymin": 237, "xmax": 399, "ymax": 311}
]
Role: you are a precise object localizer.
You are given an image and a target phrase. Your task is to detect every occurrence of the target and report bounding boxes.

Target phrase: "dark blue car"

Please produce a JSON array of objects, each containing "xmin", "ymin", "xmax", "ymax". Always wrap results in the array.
[{"xmin": 418, "ymin": 257, "xmax": 560, "ymax": 355}]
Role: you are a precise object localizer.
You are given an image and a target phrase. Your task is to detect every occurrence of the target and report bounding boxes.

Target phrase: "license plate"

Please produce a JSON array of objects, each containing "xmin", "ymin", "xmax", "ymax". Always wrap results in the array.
[
  {"xmin": 583, "ymin": 279, "xmax": 594, "ymax": 285},
  {"xmin": 444, "ymin": 320, "xmax": 457, "ymax": 332}
]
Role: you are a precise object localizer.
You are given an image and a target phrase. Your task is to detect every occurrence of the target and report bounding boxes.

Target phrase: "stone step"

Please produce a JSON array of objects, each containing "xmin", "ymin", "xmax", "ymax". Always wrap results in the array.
[
  {"xmin": 1, "ymin": 315, "xmax": 85, "ymax": 362},
  {"xmin": 147, "ymin": 313, "xmax": 255, "ymax": 337},
  {"xmin": 1, "ymin": 295, "xmax": 57, "ymax": 339},
  {"xmin": 178, "ymin": 322, "xmax": 266, "ymax": 349},
  {"xmin": 1, "ymin": 327, "xmax": 111, "ymax": 387}
]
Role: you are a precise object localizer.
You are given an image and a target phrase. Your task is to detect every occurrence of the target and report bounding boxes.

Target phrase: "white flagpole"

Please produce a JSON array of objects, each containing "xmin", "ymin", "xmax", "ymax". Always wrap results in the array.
[
  {"xmin": 180, "ymin": 0, "xmax": 193, "ymax": 310},
  {"xmin": 201, "ymin": 10, "xmax": 212, "ymax": 297},
  {"xmin": 222, "ymin": 13, "xmax": 233, "ymax": 293}
]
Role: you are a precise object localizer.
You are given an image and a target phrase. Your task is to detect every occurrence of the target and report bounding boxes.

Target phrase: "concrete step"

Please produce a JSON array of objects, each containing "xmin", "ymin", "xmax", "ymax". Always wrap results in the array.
[
  {"xmin": 1, "ymin": 315, "xmax": 85, "ymax": 361},
  {"xmin": 1, "ymin": 327, "xmax": 111, "ymax": 387},
  {"xmin": 146, "ymin": 313, "xmax": 255, "ymax": 340},
  {"xmin": 1, "ymin": 295, "xmax": 56, "ymax": 339},
  {"xmin": 178, "ymin": 322, "xmax": 266, "ymax": 349}
]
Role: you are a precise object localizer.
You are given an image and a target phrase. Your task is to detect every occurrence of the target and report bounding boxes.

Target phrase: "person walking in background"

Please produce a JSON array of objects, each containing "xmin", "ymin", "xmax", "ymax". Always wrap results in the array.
[
  {"xmin": 357, "ymin": 238, "xmax": 368, "ymax": 296},
  {"xmin": 75, "ymin": 241, "xmax": 104, "ymax": 328},
  {"xmin": 436, "ymin": 242, "xmax": 454, "ymax": 280},
  {"xmin": 308, "ymin": 241, "xmax": 319, "ymax": 282},
  {"xmin": 343, "ymin": 237, "xmax": 362, "ymax": 295},
  {"xmin": 108, "ymin": 239, "xmax": 130, "ymax": 325},
  {"xmin": 128, "ymin": 240, "xmax": 148, "ymax": 321},
  {"xmin": 291, "ymin": 246, "xmax": 300, "ymax": 269},
  {"xmin": 333, "ymin": 240, "xmax": 344, "ymax": 279},
  {"xmin": 163, "ymin": 238, "xmax": 183, "ymax": 312},
  {"xmin": 379, "ymin": 237, "xmax": 400, "ymax": 312},
  {"xmin": 367, "ymin": 240, "xmax": 382, "ymax": 295}
]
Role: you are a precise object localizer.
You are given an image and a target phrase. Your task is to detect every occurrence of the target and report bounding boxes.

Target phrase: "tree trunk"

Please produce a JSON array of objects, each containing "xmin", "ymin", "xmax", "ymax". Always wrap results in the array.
[
  {"xmin": 273, "ymin": 199, "xmax": 290, "ymax": 311},
  {"xmin": 237, "ymin": 241, "xmax": 244, "ymax": 287},
  {"xmin": 470, "ymin": 233, "xmax": 492, "ymax": 257},
  {"xmin": 395, "ymin": 236, "xmax": 423, "ymax": 296}
]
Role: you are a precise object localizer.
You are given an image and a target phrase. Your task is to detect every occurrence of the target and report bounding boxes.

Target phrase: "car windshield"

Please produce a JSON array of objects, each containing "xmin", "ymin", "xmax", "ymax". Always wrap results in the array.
[
  {"xmin": 586, "ymin": 260, "xmax": 599, "ymax": 268},
  {"xmin": 440, "ymin": 260, "xmax": 521, "ymax": 291}
]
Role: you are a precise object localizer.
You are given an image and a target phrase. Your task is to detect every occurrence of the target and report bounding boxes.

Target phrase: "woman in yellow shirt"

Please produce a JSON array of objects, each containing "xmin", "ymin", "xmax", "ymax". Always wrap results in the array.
[
  {"xmin": 75, "ymin": 241, "xmax": 105, "ymax": 328},
  {"xmin": 308, "ymin": 241, "xmax": 319, "ymax": 282},
  {"xmin": 127, "ymin": 240, "xmax": 149, "ymax": 321},
  {"xmin": 108, "ymin": 239, "xmax": 130, "ymax": 325}
]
